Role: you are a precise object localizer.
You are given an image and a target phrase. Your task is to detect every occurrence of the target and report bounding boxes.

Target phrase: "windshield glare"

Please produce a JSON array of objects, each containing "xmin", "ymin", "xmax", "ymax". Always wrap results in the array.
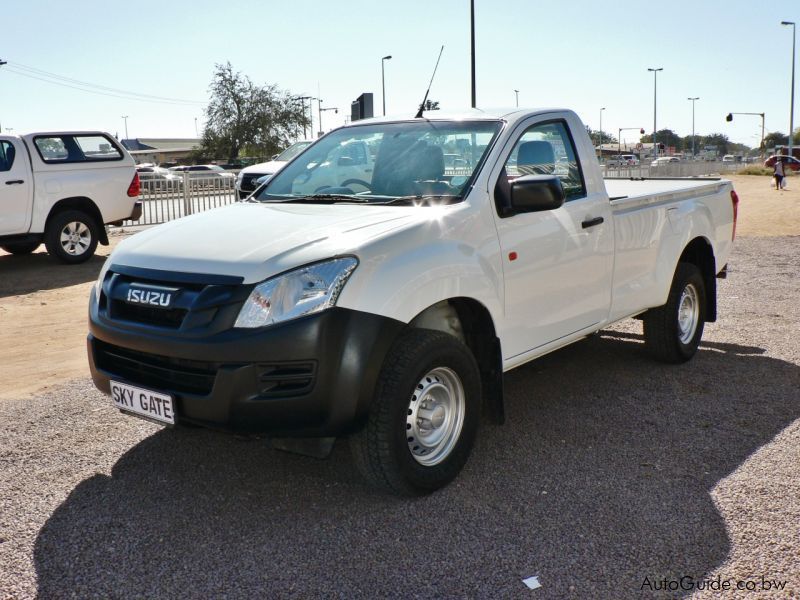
[
  {"xmin": 255, "ymin": 120, "xmax": 501, "ymax": 203},
  {"xmin": 276, "ymin": 141, "xmax": 312, "ymax": 161}
]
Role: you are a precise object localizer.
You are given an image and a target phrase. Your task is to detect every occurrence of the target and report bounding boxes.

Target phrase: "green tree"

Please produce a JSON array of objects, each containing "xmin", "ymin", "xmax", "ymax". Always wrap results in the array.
[
  {"xmin": 764, "ymin": 131, "xmax": 789, "ymax": 150},
  {"xmin": 586, "ymin": 127, "xmax": 617, "ymax": 146},
  {"xmin": 683, "ymin": 134, "xmax": 703, "ymax": 155},
  {"xmin": 700, "ymin": 133, "xmax": 731, "ymax": 157},
  {"xmin": 423, "ymin": 99, "xmax": 440, "ymax": 111},
  {"xmin": 640, "ymin": 129, "xmax": 682, "ymax": 152},
  {"xmin": 200, "ymin": 62, "xmax": 309, "ymax": 162}
]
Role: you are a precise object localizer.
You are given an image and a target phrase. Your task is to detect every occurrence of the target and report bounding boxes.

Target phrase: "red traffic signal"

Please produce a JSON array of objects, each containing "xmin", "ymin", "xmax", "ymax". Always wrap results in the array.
[{"xmin": 640, "ymin": 128, "xmax": 646, "ymax": 134}]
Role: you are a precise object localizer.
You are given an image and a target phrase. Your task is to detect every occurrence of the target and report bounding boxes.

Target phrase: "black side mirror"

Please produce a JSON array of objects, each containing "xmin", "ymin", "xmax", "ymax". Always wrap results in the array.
[{"xmin": 508, "ymin": 175, "xmax": 565, "ymax": 215}]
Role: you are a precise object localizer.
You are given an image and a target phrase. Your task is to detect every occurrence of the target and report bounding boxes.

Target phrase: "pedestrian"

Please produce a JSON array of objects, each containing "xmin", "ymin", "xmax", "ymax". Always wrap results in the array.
[{"xmin": 774, "ymin": 157, "xmax": 785, "ymax": 191}]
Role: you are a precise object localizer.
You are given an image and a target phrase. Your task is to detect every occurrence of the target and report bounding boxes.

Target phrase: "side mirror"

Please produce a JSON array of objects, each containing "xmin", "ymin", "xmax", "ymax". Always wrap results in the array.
[{"xmin": 509, "ymin": 175, "xmax": 565, "ymax": 215}]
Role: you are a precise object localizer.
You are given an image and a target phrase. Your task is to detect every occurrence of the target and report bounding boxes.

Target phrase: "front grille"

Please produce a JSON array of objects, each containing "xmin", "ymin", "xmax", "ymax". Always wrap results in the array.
[
  {"xmin": 112, "ymin": 302, "xmax": 187, "ymax": 329},
  {"xmin": 256, "ymin": 362, "xmax": 317, "ymax": 398},
  {"xmin": 94, "ymin": 340, "xmax": 218, "ymax": 395},
  {"xmin": 240, "ymin": 172, "xmax": 266, "ymax": 193}
]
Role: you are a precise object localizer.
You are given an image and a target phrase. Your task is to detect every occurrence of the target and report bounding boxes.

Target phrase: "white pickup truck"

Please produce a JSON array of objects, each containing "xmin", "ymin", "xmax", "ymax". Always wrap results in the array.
[
  {"xmin": 87, "ymin": 109, "xmax": 736, "ymax": 495},
  {"xmin": 0, "ymin": 131, "xmax": 140, "ymax": 263}
]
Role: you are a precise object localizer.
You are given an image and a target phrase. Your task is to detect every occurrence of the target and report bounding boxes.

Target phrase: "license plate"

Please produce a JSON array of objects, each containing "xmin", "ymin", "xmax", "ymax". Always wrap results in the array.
[{"xmin": 110, "ymin": 380, "xmax": 176, "ymax": 425}]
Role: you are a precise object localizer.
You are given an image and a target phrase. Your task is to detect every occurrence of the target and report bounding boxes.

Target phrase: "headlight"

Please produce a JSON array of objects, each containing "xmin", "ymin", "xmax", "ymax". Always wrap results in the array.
[
  {"xmin": 93, "ymin": 258, "xmax": 111, "ymax": 304},
  {"xmin": 234, "ymin": 257, "xmax": 358, "ymax": 328}
]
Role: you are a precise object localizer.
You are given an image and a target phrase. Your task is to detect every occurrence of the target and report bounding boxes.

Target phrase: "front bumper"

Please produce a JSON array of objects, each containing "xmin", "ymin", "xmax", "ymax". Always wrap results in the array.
[{"xmin": 88, "ymin": 289, "xmax": 404, "ymax": 436}]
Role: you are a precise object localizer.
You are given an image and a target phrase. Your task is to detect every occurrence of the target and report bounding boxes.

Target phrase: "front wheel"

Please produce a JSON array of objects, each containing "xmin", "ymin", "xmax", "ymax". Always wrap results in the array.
[
  {"xmin": 44, "ymin": 210, "xmax": 99, "ymax": 264},
  {"xmin": 350, "ymin": 329, "xmax": 481, "ymax": 496},
  {"xmin": 643, "ymin": 262, "xmax": 706, "ymax": 363}
]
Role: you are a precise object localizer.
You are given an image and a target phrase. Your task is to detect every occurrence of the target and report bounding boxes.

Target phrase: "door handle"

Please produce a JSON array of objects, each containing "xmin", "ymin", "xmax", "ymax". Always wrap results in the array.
[
  {"xmin": 5, "ymin": 180, "xmax": 24, "ymax": 185},
  {"xmin": 581, "ymin": 216, "xmax": 604, "ymax": 229}
]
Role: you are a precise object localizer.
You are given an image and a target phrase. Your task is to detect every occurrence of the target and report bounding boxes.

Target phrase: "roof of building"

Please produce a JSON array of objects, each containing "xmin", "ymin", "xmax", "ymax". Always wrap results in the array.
[{"xmin": 121, "ymin": 138, "xmax": 201, "ymax": 151}]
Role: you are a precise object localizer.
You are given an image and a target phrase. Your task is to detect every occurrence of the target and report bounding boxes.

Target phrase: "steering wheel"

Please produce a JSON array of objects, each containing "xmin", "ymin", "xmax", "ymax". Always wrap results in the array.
[{"xmin": 341, "ymin": 179, "xmax": 373, "ymax": 193}]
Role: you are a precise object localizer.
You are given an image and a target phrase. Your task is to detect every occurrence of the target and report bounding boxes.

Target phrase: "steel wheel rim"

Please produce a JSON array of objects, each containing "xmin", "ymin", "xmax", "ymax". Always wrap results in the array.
[
  {"xmin": 406, "ymin": 366, "xmax": 465, "ymax": 466},
  {"xmin": 59, "ymin": 221, "xmax": 91, "ymax": 256},
  {"xmin": 677, "ymin": 283, "xmax": 699, "ymax": 344}
]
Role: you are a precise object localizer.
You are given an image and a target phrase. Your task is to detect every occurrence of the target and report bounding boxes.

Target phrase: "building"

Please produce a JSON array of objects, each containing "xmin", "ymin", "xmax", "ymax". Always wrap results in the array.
[{"xmin": 121, "ymin": 138, "xmax": 201, "ymax": 165}]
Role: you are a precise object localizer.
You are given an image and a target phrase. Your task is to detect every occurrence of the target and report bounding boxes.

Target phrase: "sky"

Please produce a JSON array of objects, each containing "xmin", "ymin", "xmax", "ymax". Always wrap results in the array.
[{"xmin": 0, "ymin": 0, "xmax": 796, "ymax": 148}]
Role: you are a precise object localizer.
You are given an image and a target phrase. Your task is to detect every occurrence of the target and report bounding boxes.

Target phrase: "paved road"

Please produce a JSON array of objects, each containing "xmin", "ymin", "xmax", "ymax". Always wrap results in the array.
[{"xmin": 1, "ymin": 236, "xmax": 798, "ymax": 599}]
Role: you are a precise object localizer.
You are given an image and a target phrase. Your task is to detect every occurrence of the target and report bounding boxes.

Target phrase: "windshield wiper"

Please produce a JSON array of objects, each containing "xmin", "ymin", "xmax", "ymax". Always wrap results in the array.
[
  {"xmin": 254, "ymin": 193, "xmax": 370, "ymax": 204},
  {"xmin": 373, "ymin": 194, "xmax": 462, "ymax": 206}
]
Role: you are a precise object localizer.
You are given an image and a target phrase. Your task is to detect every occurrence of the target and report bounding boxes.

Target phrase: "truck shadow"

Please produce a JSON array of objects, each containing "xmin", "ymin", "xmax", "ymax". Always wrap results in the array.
[
  {"xmin": 32, "ymin": 332, "xmax": 799, "ymax": 598},
  {"xmin": 0, "ymin": 249, "xmax": 106, "ymax": 298}
]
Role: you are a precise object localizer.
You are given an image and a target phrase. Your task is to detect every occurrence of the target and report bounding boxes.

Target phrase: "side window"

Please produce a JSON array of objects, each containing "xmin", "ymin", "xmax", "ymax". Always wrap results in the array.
[
  {"xmin": 504, "ymin": 120, "xmax": 586, "ymax": 200},
  {"xmin": 73, "ymin": 135, "xmax": 123, "ymax": 160},
  {"xmin": 34, "ymin": 135, "xmax": 122, "ymax": 163},
  {"xmin": 34, "ymin": 137, "xmax": 69, "ymax": 161},
  {"xmin": 0, "ymin": 141, "xmax": 16, "ymax": 172}
]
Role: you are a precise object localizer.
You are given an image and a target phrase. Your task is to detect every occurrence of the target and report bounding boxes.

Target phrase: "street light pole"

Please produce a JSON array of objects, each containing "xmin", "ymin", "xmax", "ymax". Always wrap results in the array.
[
  {"xmin": 121, "ymin": 115, "xmax": 129, "ymax": 140},
  {"xmin": 782, "ymin": 21, "xmax": 796, "ymax": 158},
  {"xmin": 470, "ymin": 0, "xmax": 476, "ymax": 108},
  {"xmin": 688, "ymin": 97, "xmax": 699, "ymax": 157},
  {"xmin": 599, "ymin": 107, "xmax": 605, "ymax": 158},
  {"xmin": 648, "ymin": 67, "xmax": 663, "ymax": 158},
  {"xmin": 514, "ymin": 89, "xmax": 519, "ymax": 107},
  {"xmin": 381, "ymin": 55, "xmax": 392, "ymax": 116}
]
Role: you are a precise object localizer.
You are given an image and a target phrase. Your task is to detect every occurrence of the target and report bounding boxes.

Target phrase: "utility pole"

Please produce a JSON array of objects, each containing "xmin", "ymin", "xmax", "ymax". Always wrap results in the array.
[
  {"xmin": 514, "ymin": 89, "xmax": 519, "ymax": 107},
  {"xmin": 648, "ymin": 67, "xmax": 663, "ymax": 158},
  {"xmin": 0, "ymin": 59, "xmax": 7, "ymax": 133},
  {"xmin": 381, "ymin": 56, "xmax": 392, "ymax": 116},
  {"xmin": 121, "ymin": 115, "xmax": 129, "ymax": 140},
  {"xmin": 470, "ymin": 0, "xmax": 476, "ymax": 108},
  {"xmin": 599, "ymin": 107, "xmax": 605, "ymax": 158},
  {"xmin": 688, "ymin": 97, "xmax": 699, "ymax": 157},
  {"xmin": 781, "ymin": 21, "xmax": 796, "ymax": 158}
]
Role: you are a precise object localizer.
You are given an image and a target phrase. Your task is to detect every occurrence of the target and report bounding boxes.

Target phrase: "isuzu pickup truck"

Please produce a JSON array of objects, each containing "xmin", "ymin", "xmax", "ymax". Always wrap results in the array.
[
  {"xmin": 87, "ymin": 109, "xmax": 737, "ymax": 495},
  {"xmin": 0, "ymin": 131, "xmax": 140, "ymax": 263}
]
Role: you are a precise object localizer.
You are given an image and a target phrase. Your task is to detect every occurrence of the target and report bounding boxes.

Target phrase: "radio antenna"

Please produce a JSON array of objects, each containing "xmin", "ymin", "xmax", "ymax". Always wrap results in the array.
[{"xmin": 415, "ymin": 45, "xmax": 444, "ymax": 118}]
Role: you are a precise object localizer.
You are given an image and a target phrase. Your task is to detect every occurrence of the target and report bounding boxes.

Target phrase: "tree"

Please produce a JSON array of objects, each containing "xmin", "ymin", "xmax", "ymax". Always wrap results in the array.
[
  {"xmin": 586, "ymin": 127, "xmax": 617, "ymax": 146},
  {"xmin": 700, "ymin": 133, "xmax": 730, "ymax": 157},
  {"xmin": 423, "ymin": 99, "xmax": 440, "ymax": 111},
  {"xmin": 764, "ymin": 131, "xmax": 789, "ymax": 150},
  {"xmin": 640, "ymin": 129, "xmax": 682, "ymax": 152},
  {"xmin": 200, "ymin": 62, "xmax": 309, "ymax": 162}
]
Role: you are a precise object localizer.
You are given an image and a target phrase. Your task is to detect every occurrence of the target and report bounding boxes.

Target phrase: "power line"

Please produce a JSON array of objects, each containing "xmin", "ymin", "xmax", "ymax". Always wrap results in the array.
[{"xmin": 3, "ymin": 61, "xmax": 205, "ymax": 106}]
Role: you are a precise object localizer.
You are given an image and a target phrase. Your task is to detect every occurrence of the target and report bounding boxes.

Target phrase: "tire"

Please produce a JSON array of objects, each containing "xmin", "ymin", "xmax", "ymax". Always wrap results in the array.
[
  {"xmin": 44, "ymin": 209, "xmax": 99, "ymax": 264},
  {"xmin": 350, "ymin": 329, "xmax": 481, "ymax": 496},
  {"xmin": 643, "ymin": 262, "xmax": 706, "ymax": 363},
  {"xmin": 2, "ymin": 241, "xmax": 41, "ymax": 255}
]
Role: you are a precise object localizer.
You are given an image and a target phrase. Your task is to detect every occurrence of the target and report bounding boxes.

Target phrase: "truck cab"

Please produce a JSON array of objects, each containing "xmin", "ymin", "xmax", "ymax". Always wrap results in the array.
[{"xmin": 0, "ymin": 131, "xmax": 139, "ymax": 263}]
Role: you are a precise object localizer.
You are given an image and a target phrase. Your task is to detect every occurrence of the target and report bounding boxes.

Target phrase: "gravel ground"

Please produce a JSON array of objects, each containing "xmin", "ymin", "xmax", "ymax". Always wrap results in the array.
[{"xmin": 1, "ymin": 235, "xmax": 798, "ymax": 599}]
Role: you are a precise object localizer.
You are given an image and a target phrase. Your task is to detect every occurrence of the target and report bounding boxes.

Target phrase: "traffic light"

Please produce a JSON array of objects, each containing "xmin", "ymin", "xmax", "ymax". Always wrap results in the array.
[
  {"xmin": 640, "ymin": 128, "xmax": 645, "ymax": 134},
  {"xmin": 726, "ymin": 113, "xmax": 733, "ymax": 122}
]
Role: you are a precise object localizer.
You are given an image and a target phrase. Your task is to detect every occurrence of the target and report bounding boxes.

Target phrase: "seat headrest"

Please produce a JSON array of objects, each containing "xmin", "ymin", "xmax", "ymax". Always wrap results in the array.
[{"xmin": 518, "ymin": 141, "xmax": 554, "ymax": 171}]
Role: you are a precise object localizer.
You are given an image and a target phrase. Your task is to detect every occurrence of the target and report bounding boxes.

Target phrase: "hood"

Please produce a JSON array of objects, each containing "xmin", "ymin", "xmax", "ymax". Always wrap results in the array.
[
  {"xmin": 110, "ymin": 202, "xmax": 425, "ymax": 284},
  {"xmin": 240, "ymin": 160, "xmax": 284, "ymax": 176}
]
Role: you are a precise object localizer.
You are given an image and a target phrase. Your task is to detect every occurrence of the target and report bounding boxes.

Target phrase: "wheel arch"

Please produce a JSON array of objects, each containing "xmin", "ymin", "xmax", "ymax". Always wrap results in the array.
[
  {"xmin": 46, "ymin": 197, "xmax": 108, "ymax": 245},
  {"xmin": 678, "ymin": 236, "xmax": 717, "ymax": 322},
  {"xmin": 409, "ymin": 297, "xmax": 505, "ymax": 424}
]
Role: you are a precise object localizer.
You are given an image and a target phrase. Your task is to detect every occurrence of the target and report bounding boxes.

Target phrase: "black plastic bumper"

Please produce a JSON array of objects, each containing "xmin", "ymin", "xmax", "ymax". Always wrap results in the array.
[{"xmin": 88, "ymin": 293, "xmax": 404, "ymax": 436}]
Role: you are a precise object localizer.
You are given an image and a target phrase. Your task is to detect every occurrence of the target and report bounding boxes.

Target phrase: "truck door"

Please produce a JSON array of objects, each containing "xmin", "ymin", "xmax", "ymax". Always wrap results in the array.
[
  {"xmin": 491, "ymin": 117, "xmax": 614, "ymax": 360},
  {"xmin": 0, "ymin": 137, "xmax": 33, "ymax": 235}
]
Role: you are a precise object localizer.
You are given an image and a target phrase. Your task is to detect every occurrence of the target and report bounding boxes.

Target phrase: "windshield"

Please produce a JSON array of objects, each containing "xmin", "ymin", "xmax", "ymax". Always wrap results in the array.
[
  {"xmin": 276, "ymin": 141, "xmax": 312, "ymax": 162},
  {"xmin": 254, "ymin": 120, "xmax": 502, "ymax": 204}
]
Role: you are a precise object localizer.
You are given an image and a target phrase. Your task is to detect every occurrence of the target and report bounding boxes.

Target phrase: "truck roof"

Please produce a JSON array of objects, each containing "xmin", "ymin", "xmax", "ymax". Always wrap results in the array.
[{"xmin": 349, "ymin": 108, "xmax": 573, "ymax": 128}]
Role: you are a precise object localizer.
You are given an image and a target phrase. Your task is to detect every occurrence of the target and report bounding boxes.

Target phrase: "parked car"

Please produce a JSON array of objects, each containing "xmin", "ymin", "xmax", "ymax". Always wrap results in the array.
[
  {"xmin": 605, "ymin": 154, "xmax": 639, "ymax": 168},
  {"xmin": 763, "ymin": 155, "xmax": 800, "ymax": 171},
  {"xmin": 722, "ymin": 155, "xmax": 736, "ymax": 163},
  {"xmin": 169, "ymin": 165, "xmax": 236, "ymax": 186},
  {"xmin": 235, "ymin": 140, "xmax": 314, "ymax": 199},
  {"xmin": 651, "ymin": 156, "xmax": 681, "ymax": 167},
  {"xmin": 0, "ymin": 131, "xmax": 140, "ymax": 263},
  {"xmin": 88, "ymin": 109, "xmax": 736, "ymax": 495},
  {"xmin": 137, "ymin": 166, "xmax": 183, "ymax": 191}
]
